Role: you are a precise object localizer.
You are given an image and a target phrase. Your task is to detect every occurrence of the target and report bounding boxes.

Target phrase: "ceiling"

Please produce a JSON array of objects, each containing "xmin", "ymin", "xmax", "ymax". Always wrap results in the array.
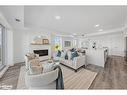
[
  {"xmin": 0, "ymin": 6, "xmax": 24, "ymax": 30},
  {"xmin": 0, "ymin": 6, "xmax": 127, "ymax": 36}
]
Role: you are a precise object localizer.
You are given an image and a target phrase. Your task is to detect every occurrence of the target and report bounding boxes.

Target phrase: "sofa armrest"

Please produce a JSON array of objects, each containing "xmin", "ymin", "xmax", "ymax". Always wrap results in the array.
[
  {"xmin": 74, "ymin": 55, "xmax": 85, "ymax": 61},
  {"xmin": 25, "ymin": 69, "xmax": 58, "ymax": 88},
  {"xmin": 73, "ymin": 55, "xmax": 86, "ymax": 68}
]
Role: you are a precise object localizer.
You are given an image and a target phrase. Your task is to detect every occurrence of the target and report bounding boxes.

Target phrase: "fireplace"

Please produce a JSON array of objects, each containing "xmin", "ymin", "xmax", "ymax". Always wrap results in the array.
[{"xmin": 33, "ymin": 49, "xmax": 48, "ymax": 57}]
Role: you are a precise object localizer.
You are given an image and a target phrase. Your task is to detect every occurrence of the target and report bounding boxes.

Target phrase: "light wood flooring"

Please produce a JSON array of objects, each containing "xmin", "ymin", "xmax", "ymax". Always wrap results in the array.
[
  {"xmin": 0, "ymin": 63, "xmax": 24, "ymax": 89},
  {"xmin": 0, "ymin": 56, "xmax": 127, "ymax": 89},
  {"xmin": 89, "ymin": 56, "xmax": 127, "ymax": 89}
]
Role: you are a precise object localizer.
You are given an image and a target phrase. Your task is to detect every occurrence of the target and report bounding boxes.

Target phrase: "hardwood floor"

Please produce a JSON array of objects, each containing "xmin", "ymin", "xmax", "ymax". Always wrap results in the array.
[
  {"xmin": 89, "ymin": 56, "xmax": 127, "ymax": 89},
  {"xmin": 0, "ymin": 63, "xmax": 24, "ymax": 89},
  {"xmin": 0, "ymin": 56, "xmax": 127, "ymax": 89}
]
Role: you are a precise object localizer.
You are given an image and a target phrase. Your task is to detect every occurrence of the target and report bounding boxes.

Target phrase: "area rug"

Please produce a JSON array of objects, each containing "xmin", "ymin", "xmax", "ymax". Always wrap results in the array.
[{"xmin": 17, "ymin": 65, "xmax": 97, "ymax": 89}]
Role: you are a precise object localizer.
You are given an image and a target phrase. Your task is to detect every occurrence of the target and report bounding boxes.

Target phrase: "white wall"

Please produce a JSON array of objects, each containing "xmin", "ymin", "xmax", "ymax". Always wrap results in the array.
[
  {"xmin": 13, "ymin": 28, "xmax": 52, "ymax": 63},
  {"xmin": 7, "ymin": 29, "xmax": 14, "ymax": 66},
  {"xmin": 13, "ymin": 29, "xmax": 27, "ymax": 63},
  {"xmin": 79, "ymin": 32, "xmax": 124, "ymax": 57}
]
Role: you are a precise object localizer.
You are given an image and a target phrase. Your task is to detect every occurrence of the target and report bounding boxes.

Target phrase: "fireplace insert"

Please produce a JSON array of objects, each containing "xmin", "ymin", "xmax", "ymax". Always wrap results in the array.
[{"xmin": 33, "ymin": 49, "xmax": 48, "ymax": 56}]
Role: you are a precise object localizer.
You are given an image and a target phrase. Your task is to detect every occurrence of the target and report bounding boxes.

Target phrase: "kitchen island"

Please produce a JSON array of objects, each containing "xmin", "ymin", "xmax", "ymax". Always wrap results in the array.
[{"xmin": 85, "ymin": 48, "xmax": 108, "ymax": 67}]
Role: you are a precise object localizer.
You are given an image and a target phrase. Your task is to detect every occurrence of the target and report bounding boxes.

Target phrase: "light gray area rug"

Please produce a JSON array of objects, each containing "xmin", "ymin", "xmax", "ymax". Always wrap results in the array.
[{"xmin": 17, "ymin": 65, "xmax": 97, "ymax": 89}]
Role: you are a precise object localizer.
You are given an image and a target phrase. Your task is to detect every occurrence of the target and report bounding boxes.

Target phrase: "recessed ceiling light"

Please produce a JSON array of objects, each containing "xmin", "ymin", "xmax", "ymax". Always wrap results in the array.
[
  {"xmin": 94, "ymin": 24, "xmax": 100, "ymax": 27},
  {"xmin": 55, "ymin": 15, "xmax": 61, "ymax": 20},
  {"xmin": 99, "ymin": 29, "xmax": 103, "ymax": 31}
]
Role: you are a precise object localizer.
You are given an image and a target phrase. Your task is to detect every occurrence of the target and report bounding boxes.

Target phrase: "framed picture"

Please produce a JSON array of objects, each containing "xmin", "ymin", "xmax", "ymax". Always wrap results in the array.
[
  {"xmin": 42, "ymin": 39, "xmax": 49, "ymax": 44},
  {"xmin": 64, "ymin": 41, "xmax": 71, "ymax": 47}
]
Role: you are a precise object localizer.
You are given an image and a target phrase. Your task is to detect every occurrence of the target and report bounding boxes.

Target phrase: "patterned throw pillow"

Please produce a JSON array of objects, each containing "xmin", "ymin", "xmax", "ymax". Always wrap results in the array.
[
  {"xmin": 61, "ymin": 50, "xmax": 65, "ymax": 58},
  {"xmin": 57, "ymin": 50, "xmax": 61, "ymax": 57},
  {"xmin": 29, "ymin": 59, "xmax": 43, "ymax": 75},
  {"xmin": 42, "ymin": 62, "xmax": 55, "ymax": 73},
  {"xmin": 71, "ymin": 51, "xmax": 79, "ymax": 60},
  {"xmin": 29, "ymin": 66, "xmax": 43, "ymax": 75},
  {"xmin": 70, "ymin": 48, "xmax": 76, "ymax": 52},
  {"xmin": 29, "ymin": 59, "xmax": 40, "ymax": 66}
]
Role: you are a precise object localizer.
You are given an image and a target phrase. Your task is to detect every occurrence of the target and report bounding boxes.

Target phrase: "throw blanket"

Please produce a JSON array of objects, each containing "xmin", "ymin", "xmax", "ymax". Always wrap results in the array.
[{"xmin": 53, "ymin": 65, "xmax": 64, "ymax": 89}]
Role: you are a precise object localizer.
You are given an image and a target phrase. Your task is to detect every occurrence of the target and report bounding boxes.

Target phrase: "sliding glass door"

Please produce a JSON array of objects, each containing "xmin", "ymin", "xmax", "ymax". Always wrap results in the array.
[{"xmin": 0, "ymin": 24, "xmax": 5, "ymax": 70}]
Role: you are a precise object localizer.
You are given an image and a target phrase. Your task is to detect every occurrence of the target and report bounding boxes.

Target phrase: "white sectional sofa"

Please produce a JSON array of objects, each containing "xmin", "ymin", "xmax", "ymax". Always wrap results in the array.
[
  {"xmin": 60, "ymin": 55, "xmax": 86, "ymax": 72},
  {"xmin": 54, "ymin": 50, "xmax": 86, "ymax": 72}
]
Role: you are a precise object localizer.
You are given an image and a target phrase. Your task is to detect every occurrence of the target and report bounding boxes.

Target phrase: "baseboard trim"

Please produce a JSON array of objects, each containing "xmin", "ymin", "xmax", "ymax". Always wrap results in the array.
[
  {"xmin": 14, "ymin": 62, "xmax": 25, "ymax": 64},
  {"xmin": 0, "ymin": 65, "xmax": 9, "ymax": 78}
]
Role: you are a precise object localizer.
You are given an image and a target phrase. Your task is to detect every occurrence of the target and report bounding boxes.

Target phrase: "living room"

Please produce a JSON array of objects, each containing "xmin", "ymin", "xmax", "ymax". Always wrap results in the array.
[{"xmin": 0, "ymin": 6, "xmax": 127, "ymax": 90}]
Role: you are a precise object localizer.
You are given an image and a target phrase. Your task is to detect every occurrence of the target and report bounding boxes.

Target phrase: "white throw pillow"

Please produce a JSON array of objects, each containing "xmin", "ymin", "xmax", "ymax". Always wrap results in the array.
[
  {"xmin": 41, "ymin": 62, "xmax": 55, "ymax": 73},
  {"xmin": 29, "ymin": 66, "xmax": 43, "ymax": 75},
  {"xmin": 61, "ymin": 51, "xmax": 65, "ymax": 58},
  {"xmin": 26, "ymin": 53, "xmax": 36, "ymax": 60},
  {"xmin": 67, "ymin": 51, "xmax": 72, "ymax": 60}
]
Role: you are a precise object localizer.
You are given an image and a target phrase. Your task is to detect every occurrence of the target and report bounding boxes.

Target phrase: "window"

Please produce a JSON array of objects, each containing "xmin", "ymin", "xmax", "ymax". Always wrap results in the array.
[
  {"xmin": 0, "ymin": 24, "xmax": 6, "ymax": 70},
  {"xmin": 64, "ymin": 41, "xmax": 71, "ymax": 47},
  {"xmin": 54, "ymin": 36, "xmax": 62, "ymax": 51}
]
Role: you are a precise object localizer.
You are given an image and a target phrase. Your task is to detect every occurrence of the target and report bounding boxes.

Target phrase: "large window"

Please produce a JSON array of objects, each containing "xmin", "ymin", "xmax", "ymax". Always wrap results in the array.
[
  {"xmin": 54, "ymin": 36, "xmax": 62, "ymax": 51},
  {"xmin": 0, "ymin": 24, "xmax": 6, "ymax": 70}
]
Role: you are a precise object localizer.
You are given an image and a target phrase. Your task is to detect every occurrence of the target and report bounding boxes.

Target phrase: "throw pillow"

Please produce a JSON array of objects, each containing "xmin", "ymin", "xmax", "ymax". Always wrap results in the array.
[
  {"xmin": 61, "ymin": 50, "xmax": 65, "ymax": 58},
  {"xmin": 26, "ymin": 53, "xmax": 36, "ymax": 61},
  {"xmin": 29, "ymin": 65, "xmax": 43, "ymax": 75},
  {"xmin": 67, "ymin": 51, "xmax": 72, "ymax": 60},
  {"xmin": 29, "ymin": 59, "xmax": 43, "ymax": 75},
  {"xmin": 70, "ymin": 48, "xmax": 76, "ymax": 52},
  {"xmin": 65, "ymin": 53, "xmax": 68, "ymax": 60},
  {"xmin": 42, "ymin": 62, "xmax": 55, "ymax": 73},
  {"xmin": 71, "ymin": 51, "xmax": 79, "ymax": 60},
  {"xmin": 29, "ymin": 59, "xmax": 40, "ymax": 66},
  {"xmin": 57, "ymin": 50, "xmax": 61, "ymax": 57}
]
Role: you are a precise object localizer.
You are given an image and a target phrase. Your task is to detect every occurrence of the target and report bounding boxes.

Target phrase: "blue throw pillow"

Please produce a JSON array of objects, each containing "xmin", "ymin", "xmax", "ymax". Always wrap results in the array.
[
  {"xmin": 57, "ymin": 50, "xmax": 61, "ymax": 57},
  {"xmin": 70, "ymin": 48, "xmax": 76, "ymax": 52},
  {"xmin": 65, "ymin": 53, "xmax": 68, "ymax": 60},
  {"xmin": 71, "ymin": 51, "xmax": 79, "ymax": 60}
]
